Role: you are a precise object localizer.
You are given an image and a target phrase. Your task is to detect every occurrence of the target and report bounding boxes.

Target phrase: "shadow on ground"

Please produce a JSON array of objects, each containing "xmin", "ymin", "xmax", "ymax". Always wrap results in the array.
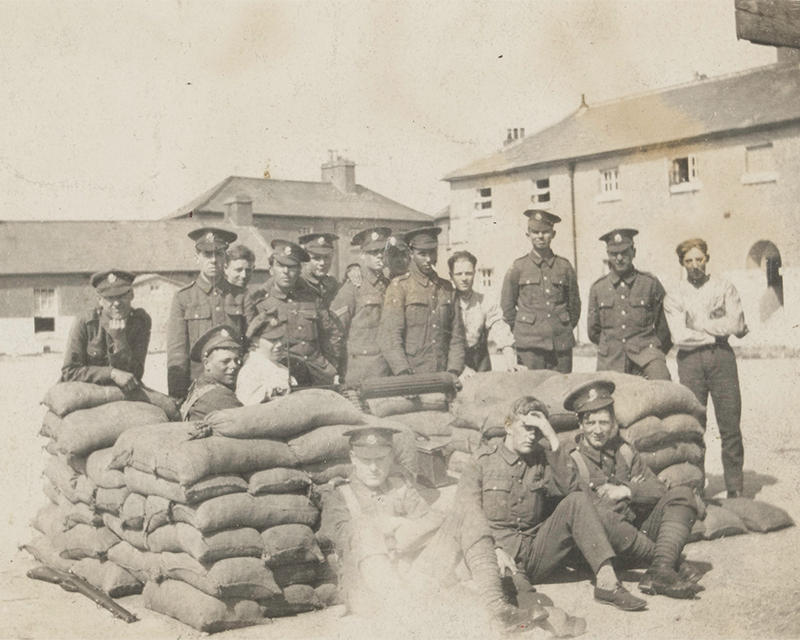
[{"xmin": 704, "ymin": 470, "xmax": 778, "ymax": 498}]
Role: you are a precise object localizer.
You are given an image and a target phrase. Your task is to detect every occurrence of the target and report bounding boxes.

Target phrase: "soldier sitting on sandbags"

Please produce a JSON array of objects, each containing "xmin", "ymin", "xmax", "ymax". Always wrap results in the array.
[{"xmin": 563, "ymin": 380, "xmax": 704, "ymax": 599}]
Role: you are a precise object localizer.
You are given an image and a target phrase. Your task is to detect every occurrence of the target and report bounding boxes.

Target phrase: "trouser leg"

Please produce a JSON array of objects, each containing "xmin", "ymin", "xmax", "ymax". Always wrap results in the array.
[
  {"xmin": 465, "ymin": 339, "xmax": 492, "ymax": 372},
  {"xmin": 519, "ymin": 492, "xmax": 615, "ymax": 582},
  {"xmin": 640, "ymin": 486, "xmax": 698, "ymax": 569},
  {"xmin": 594, "ymin": 501, "xmax": 655, "ymax": 565},
  {"xmin": 518, "ymin": 348, "xmax": 572, "ymax": 373},
  {"xmin": 708, "ymin": 345, "xmax": 744, "ymax": 495}
]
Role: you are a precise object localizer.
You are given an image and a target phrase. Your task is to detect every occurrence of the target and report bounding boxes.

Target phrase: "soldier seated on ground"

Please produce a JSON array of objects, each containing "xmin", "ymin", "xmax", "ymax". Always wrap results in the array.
[
  {"xmin": 180, "ymin": 325, "xmax": 243, "ymax": 421},
  {"xmin": 235, "ymin": 310, "xmax": 295, "ymax": 406},
  {"xmin": 563, "ymin": 380, "xmax": 703, "ymax": 599},
  {"xmin": 61, "ymin": 269, "xmax": 151, "ymax": 392},
  {"xmin": 458, "ymin": 396, "xmax": 648, "ymax": 612}
]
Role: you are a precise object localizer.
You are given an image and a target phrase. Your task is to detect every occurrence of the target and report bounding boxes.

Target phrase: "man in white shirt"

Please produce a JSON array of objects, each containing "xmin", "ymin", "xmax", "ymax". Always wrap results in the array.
[
  {"xmin": 448, "ymin": 251, "xmax": 521, "ymax": 378},
  {"xmin": 664, "ymin": 238, "xmax": 749, "ymax": 498}
]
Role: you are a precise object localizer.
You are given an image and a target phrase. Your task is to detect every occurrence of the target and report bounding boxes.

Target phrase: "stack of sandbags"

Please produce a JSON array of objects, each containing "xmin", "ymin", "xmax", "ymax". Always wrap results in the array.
[{"xmin": 25, "ymin": 382, "xmax": 174, "ymax": 596}]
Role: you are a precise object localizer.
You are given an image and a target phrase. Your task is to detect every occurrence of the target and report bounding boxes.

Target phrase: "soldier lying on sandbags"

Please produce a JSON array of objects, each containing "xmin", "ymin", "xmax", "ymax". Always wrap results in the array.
[
  {"xmin": 315, "ymin": 425, "xmax": 548, "ymax": 635},
  {"xmin": 563, "ymin": 380, "xmax": 705, "ymax": 599}
]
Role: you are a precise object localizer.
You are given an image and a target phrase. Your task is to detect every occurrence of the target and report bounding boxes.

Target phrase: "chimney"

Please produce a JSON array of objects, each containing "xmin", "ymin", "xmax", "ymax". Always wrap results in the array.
[
  {"xmin": 224, "ymin": 195, "xmax": 253, "ymax": 227},
  {"xmin": 777, "ymin": 47, "xmax": 800, "ymax": 66},
  {"xmin": 321, "ymin": 156, "xmax": 356, "ymax": 193},
  {"xmin": 503, "ymin": 128, "xmax": 526, "ymax": 146}
]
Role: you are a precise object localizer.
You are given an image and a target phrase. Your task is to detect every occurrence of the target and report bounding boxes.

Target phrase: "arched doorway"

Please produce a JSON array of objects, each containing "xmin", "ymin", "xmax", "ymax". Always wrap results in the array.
[{"xmin": 747, "ymin": 240, "xmax": 783, "ymax": 322}]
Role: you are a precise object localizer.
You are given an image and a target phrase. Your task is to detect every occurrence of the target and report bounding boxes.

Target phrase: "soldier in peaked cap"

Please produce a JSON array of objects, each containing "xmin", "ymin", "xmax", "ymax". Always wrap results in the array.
[
  {"xmin": 331, "ymin": 227, "xmax": 393, "ymax": 385},
  {"xmin": 378, "ymin": 226, "xmax": 466, "ymax": 376},
  {"xmin": 180, "ymin": 325, "xmax": 244, "ymax": 421},
  {"xmin": 385, "ymin": 232, "xmax": 411, "ymax": 279},
  {"xmin": 298, "ymin": 233, "xmax": 341, "ymax": 309},
  {"xmin": 246, "ymin": 239, "xmax": 343, "ymax": 388},
  {"xmin": 564, "ymin": 379, "xmax": 702, "ymax": 600},
  {"xmin": 62, "ymin": 269, "xmax": 152, "ymax": 392},
  {"xmin": 500, "ymin": 210, "xmax": 581, "ymax": 373},
  {"xmin": 167, "ymin": 227, "xmax": 248, "ymax": 399},
  {"xmin": 587, "ymin": 228, "xmax": 672, "ymax": 380}
]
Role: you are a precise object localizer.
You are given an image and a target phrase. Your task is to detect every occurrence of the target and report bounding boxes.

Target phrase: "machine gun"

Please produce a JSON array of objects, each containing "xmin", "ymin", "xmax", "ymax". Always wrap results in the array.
[{"xmin": 27, "ymin": 565, "xmax": 139, "ymax": 623}]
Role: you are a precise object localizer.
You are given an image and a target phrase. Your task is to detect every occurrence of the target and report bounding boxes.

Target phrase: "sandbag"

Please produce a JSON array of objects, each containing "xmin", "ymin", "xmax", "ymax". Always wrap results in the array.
[
  {"xmin": 63, "ymin": 500, "xmax": 105, "ymax": 529},
  {"xmin": 43, "ymin": 456, "xmax": 96, "ymax": 506},
  {"xmin": 450, "ymin": 370, "xmax": 558, "ymax": 430},
  {"xmin": 314, "ymin": 582, "xmax": 341, "ymax": 607},
  {"xmin": 658, "ymin": 463, "xmax": 705, "ymax": 491},
  {"xmin": 303, "ymin": 460, "xmax": 353, "ymax": 485},
  {"xmin": 85, "ymin": 448, "xmax": 125, "ymax": 489},
  {"xmin": 688, "ymin": 518, "xmax": 705, "ymax": 543},
  {"xmin": 249, "ymin": 468, "xmax": 311, "ymax": 495},
  {"xmin": 43, "ymin": 381, "xmax": 180, "ymax": 421},
  {"xmin": 448, "ymin": 451, "xmax": 472, "ymax": 475},
  {"xmin": 131, "ymin": 434, "xmax": 297, "ymax": 486},
  {"xmin": 387, "ymin": 411, "xmax": 453, "ymax": 438},
  {"xmin": 109, "ymin": 422, "xmax": 191, "ymax": 471},
  {"xmin": 261, "ymin": 524, "xmax": 325, "ymax": 567},
  {"xmin": 270, "ymin": 561, "xmax": 323, "ymax": 588},
  {"xmin": 702, "ymin": 504, "xmax": 749, "ymax": 539},
  {"xmin": 102, "ymin": 514, "xmax": 146, "ymax": 551},
  {"xmin": 19, "ymin": 535, "xmax": 75, "ymax": 572},
  {"xmin": 42, "ymin": 475, "xmax": 63, "ymax": 506},
  {"xmin": 287, "ymin": 425, "xmax": 350, "ymax": 465},
  {"xmin": 71, "ymin": 558, "xmax": 142, "ymax": 597},
  {"xmin": 121, "ymin": 492, "xmax": 146, "ymax": 530},
  {"xmin": 367, "ymin": 393, "xmax": 449, "ymax": 418},
  {"xmin": 57, "ymin": 401, "xmax": 168, "ymax": 458},
  {"xmin": 40, "ymin": 411, "xmax": 62, "ymax": 439},
  {"xmin": 449, "ymin": 427, "xmax": 481, "ymax": 454},
  {"xmin": 606, "ymin": 374, "xmax": 706, "ymax": 427},
  {"xmin": 638, "ymin": 442, "xmax": 705, "ymax": 474},
  {"xmin": 144, "ymin": 495, "xmax": 173, "ymax": 534},
  {"xmin": 624, "ymin": 414, "xmax": 705, "ymax": 452},
  {"xmin": 205, "ymin": 388, "xmax": 364, "ymax": 439},
  {"xmin": 147, "ymin": 523, "xmax": 264, "ymax": 564},
  {"xmin": 124, "ymin": 466, "xmax": 248, "ymax": 505},
  {"xmin": 260, "ymin": 584, "xmax": 322, "ymax": 617},
  {"xmin": 155, "ymin": 552, "xmax": 281, "ymax": 600},
  {"xmin": 143, "ymin": 579, "xmax": 265, "ymax": 633},
  {"xmin": 107, "ymin": 541, "xmax": 158, "ymax": 583},
  {"xmin": 719, "ymin": 498, "xmax": 795, "ymax": 533},
  {"xmin": 34, "ymin": 504, "xmax": 119, "ymax": 559},
  {"xmin": 172, "ymin": 493, "xmax": 319, "ymax": 533},
  {"xmin": 95, "ymin": 486, "xmax": 131, "ymax": 516}
]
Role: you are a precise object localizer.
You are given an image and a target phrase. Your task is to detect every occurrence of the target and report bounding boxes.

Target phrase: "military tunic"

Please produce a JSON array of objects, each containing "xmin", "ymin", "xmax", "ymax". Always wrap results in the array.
[
  {"xmin": 301, "ymin": 274, "xmax": 340, "ymax": 310},
  {"xmin": 166, "ymin": 276, "xmax": 247, "ymax": 399},
  {"xmin": 249, "ymin": 280, "xmax": 344, "ymax": 386},
  {"xmin": 378, "ymin": 263, "xmax": 466, "ymax": 376},
  {"xmin": 180, "ymin": 372, "xmax": 243, "ymax": 421},
  {"xmin": 331, "ymin": 268, "xmax": 391, "ymax": 385},
  {"xmin": 61, "ymin": 307, "xmax": 151, "ymax": 384},
  {"xmin": 587, "ymin": 269, "xmax": 672, "ymax": 377},
  {"xmin": 500, "ymin": 251, "xmax": 580, "ymax": 371}
]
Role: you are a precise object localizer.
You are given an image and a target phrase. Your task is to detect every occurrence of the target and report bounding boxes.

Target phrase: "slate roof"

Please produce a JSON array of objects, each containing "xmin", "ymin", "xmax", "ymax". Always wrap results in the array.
[
  {"xmin": 164, "ymin": 176, "xmax": 432, "ymax": 223},
  {"xmin": 444, "ymin": 63, "xmax": 800, "ymax": 181},
  {"xmin": 0, "ymin": 220, "xmax": 271, "ymax": 276}
]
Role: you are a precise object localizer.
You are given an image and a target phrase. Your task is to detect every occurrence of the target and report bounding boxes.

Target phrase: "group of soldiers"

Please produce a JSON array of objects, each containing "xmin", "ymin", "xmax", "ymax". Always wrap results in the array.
[{"xmin": 58, "ymin": 208, "xmax": 749, "ymax": 633}]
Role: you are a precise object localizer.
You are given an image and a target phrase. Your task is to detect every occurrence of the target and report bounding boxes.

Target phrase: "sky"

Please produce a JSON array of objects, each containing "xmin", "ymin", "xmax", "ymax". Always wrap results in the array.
[{"xmin": 0, "ymin": 0, "xmax": 776, "ymax": 221}]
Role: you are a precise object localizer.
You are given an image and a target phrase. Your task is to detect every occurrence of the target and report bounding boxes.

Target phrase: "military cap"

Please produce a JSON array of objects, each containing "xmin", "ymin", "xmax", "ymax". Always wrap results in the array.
[
  {"xmin": 600, "ymin": 228, "xmax": 639, "ymax": 251},
  {"xmin": 90, "ymin": 269, "xmax": 136, "ymax": 297},
  {"xmin": 270, "ymin": 239, "xmax": 310, "ymax": 266},
  {"xmin": 563, "ymin": 379, "xmax": 616, "ymax": 414},
  {"xmin": 190, "ymin": 325, "xmax": 242, "ymax": 363},
  {"xmin": 298, "ymin": 233, "xmax": 339, "ymax": 256},
  {"xmin": 352, "ymin": 227, "xmax": 392, "ymax": 252},
  {"xmin": 404, "ymin": 226, "xmax": 442, "ymax": 250},
  {"xmin": 524, "ymin": 210, "xmax": 561, "ymax": 231},
  {"xmin": 188, "ymin": 227, "xmax": 238, "ymax": 252},
  {"xmin": 246, "ymin": 309, "xmax": 287, "ymax": 342},
  {"xmin": 385, "ymin": 232, "xmax": 409, "ymax": 253},
  {"xmin": 343, "ymin": 425, "xmax": 400, "ymax": 457}
]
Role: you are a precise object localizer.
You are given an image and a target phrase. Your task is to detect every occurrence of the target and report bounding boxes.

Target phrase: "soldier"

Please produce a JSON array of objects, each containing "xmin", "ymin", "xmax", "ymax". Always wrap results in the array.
[
  {"xmin": 166, "ymin": 227, "xmax": 244, "ymax": 399},
  {"xmin": 500, "ymin": 210, "xmax": 580, "ymax": 373},
  {"xmin": 331, "ymin": 227, "xmax": 393, "ymax": 385},
  {"xmin": 247, "ymin": 239, "xmax": 343, "ymax": 387},
  {"xmin": 298, "ymin": 233, "xmax": 340, "ymax": 309},
  {"xmin": 379, "ymin": 227, "xmax": 466, "ymax": 376},
  {"xmin": 180, "ymin": 325, "xmax": 243, "ymax": 421},
  {"xmin": 61, "ymin": 269, "xmax": 151, "ymax": 391},
  {"xmin": 664, "ymin": 238, "xmax": 749, "ymax": 498},
  {"xmin": 236, "ymin": 308, "xmax": 295, "ymax": 406},
  {"xmin": 564, "ymin": 380, "xmax": 702, "ymax": 599},
  {"xmin": 587, "ymin": 229, "xmax": 672, "ymax": 380},
  {"xmin": 448, "ymin": 250, "xmax": 519, "ymax": 376},
  {"xmin": 458, "ymin": 395, "xmax": 648, "ymax": 611},
  {"xmin": 385, "ymin": 232, "xmax": 411, "ymax": 279},
  {"xmin": 224, "ymin": 243, "xmax": 256, "ymax": 291}
]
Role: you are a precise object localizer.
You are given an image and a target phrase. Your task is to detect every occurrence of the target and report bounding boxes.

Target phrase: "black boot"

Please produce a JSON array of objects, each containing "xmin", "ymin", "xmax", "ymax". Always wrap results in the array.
[{"xmin": 639, "ymin": 565, "xmax": 701, "ymax": 599}]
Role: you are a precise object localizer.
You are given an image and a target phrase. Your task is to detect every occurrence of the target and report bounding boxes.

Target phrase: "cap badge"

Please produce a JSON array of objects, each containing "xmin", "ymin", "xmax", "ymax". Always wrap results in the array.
[
  {"xmin": 221, "ymin": 329, "xmax": 229, "ymax": 338},
  {"xmin": 284, "ymin": 246, "xmax": 293, "ymax": 256},
  {"xmin": 389, "ymin": 237, "xmax": 397, "ymax": 246},
  {"xmin": 614, "ymin": 233, "xmax": 622, "ymax": 243},
  {"xmin": 371, "ymin": 232, "xmax": 379, "ymax": 241},
  {"xmin": 366, "ymin": 434, "xmax": 377, "ymax": 445},
  {"xmin": 535, "ymin": 212, "xmax": 542, "ymax": 221},
  {"xmin": 268, "ymin": 317, "xmax": 278, "ymax": 327},
  {"xmin": 588, "ymin": 388, "xmax": 598, "ymax": 402},
  {"xmin": 318, "ymin": 237, "xmax": 325, "ymax": 245},
  {"xmin": 107, "ymin": 273, "xmax": 117, "ymax": 283},
  {"xmin": 206, "ymin": 232, "xmax": 215, "ymax": 243}
]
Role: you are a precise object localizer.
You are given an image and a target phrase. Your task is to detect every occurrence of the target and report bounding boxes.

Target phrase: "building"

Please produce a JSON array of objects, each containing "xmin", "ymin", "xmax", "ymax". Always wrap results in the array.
[{"xmin": 443, "ymin": 61, "xmax": 800, "ymax": 345}]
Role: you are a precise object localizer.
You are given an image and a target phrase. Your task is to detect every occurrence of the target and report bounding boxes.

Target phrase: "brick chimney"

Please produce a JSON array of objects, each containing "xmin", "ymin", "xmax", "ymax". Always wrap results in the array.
[
  {"xmin": 321, "ymin": 156, "xmax": 356, "ymax": 193},
  {"xmin": 224, "ymin": 195, "xmax": 253, "ymax": 226},
  {"xmin": 503, "ymin": 128, "xmax": 526, "ymax": 146}
]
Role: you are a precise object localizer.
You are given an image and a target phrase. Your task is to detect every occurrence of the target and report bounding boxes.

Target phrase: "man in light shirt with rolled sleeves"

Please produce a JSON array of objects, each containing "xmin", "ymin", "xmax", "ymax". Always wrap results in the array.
[{"xmin": 664, "ymin": 238, "xmax": 749, "ymax": 498}]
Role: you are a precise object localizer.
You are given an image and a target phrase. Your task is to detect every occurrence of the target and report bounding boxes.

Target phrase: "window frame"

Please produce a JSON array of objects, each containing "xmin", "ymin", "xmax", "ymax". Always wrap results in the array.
[
  {"xmin": 473, "ymin": 187, "xmax": 493, "ymax": 218},
  {"xmin": 596, "ymin": 167, "xmax": 622, "ymax": 203},
  {"xmin": 669, "ymin": 154, "xmax": 702, "ymax": 194},
  {"xmin": 531, "ymin": 177, "xmax": 551, "ymax": 208},
  {"xmin": 742, "ymin": 142, "xmax": 778, "ymax": 185}
]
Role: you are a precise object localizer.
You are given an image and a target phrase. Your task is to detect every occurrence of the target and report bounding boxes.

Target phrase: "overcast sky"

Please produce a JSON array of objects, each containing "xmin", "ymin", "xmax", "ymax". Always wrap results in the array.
[{"xmin": 0, "ymin": 0, "xmax": 776, "ymax": 221}]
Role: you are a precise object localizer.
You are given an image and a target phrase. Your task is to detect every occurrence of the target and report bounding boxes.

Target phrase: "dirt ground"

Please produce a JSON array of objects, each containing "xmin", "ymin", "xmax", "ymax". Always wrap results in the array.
[{"xmin": 1, "ymin": 353, "xmax": 799, "ymax": 640}]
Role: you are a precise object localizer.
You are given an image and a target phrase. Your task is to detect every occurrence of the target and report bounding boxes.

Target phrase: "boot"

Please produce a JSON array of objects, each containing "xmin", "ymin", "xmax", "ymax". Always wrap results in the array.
[{"xmin": 639, "ymin": 565, "xmax": 700, "ymax": 599}]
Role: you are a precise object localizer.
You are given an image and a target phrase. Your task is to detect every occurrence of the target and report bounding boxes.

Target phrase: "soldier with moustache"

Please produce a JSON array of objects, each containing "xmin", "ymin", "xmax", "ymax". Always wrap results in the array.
[{"xmin": 166, "ymin": 227, "xmax": 246, "ymax": 399}]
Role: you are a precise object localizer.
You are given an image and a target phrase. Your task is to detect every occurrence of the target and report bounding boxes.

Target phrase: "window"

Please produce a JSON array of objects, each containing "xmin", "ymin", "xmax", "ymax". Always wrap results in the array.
[
  {"xmin": 742, "ymin": 143, "xmax": 777, "ymax": 185},
  {"xmin": 150, "ymin": 283, "xmax": 160, "ymax": 291},
  {"xmin": 34, "ymin": 288, "xmax": 56, "ymax": 333},
  {"xmin": 34, "ymin": 317, "xmax": 55, "ymax": 333},
  {"xmin": 669, "ymin": 155, "xmax": 702, "ymax": 193},
  {"xmin": 297, "ymin": 226, "xmax": 313, "ymax": 236},
  {"xmin": 479, "ymin": 268, "xmax": 494, "ymax": 290},
  {"xmin": 473, "ymin": 187, "xmax": 492, "ymax": 217},
  {"xmin": 596, "ymin": 168, "xmax": 622, "ymax": 203},
  {"xmin": 531, "ymin": 178, "xmax": 551, "ymax": 206}
]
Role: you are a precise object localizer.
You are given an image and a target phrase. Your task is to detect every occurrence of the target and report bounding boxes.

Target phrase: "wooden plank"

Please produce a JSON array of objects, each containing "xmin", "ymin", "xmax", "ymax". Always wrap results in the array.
[{"xmin": 736, "ymin": 0, "xmax": 800, "ymax": 49}]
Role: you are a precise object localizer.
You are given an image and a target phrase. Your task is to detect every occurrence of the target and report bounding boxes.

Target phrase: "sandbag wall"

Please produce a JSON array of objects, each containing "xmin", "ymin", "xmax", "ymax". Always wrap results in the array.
[{"xmin": 25, "ymin": 382, "xmax": 175, "ymax": 597}]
